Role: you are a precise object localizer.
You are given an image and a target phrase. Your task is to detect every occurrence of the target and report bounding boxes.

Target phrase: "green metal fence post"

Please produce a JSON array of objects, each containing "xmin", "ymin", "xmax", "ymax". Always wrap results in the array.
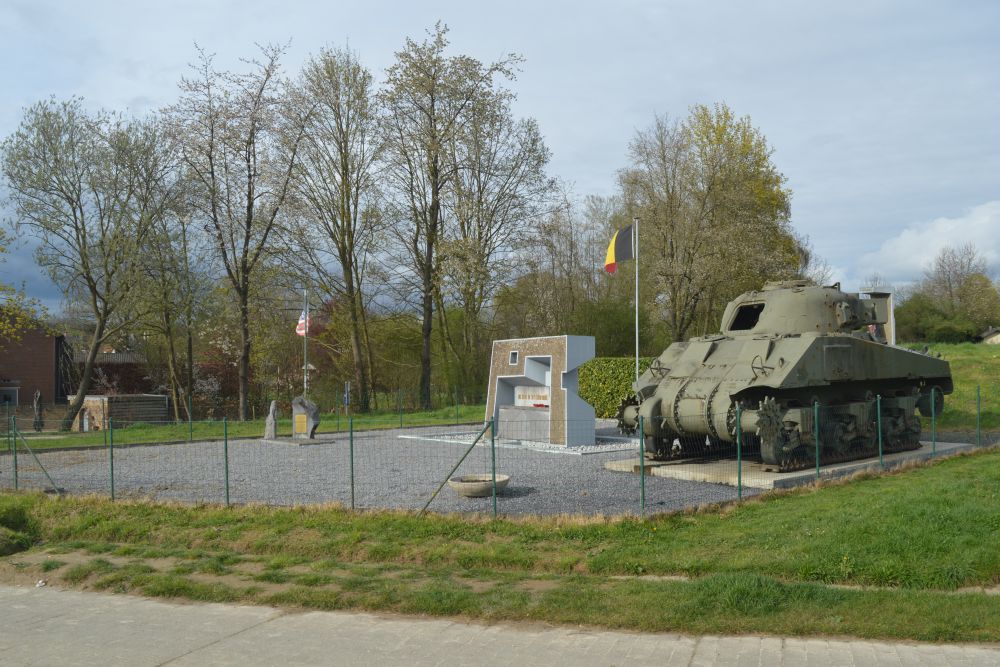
[
  {"xmin": 11, "ymin": 415, "xmax": 17, "ymax": 491},
  {"xmin": 398, "ymin": 389, "xmax": 403, "ymax": 428},
  {"xmin": 931, "ymin": 386, "xmax": 937, "ymax": 456},
  {"xmin": 490, "ymin": 418, "xmax": 497, "ymax": 519},
  {"xmin": 736, "ymin": 402, "xmax": 743, "ymax": 501},
  {"xmin": 109, "ymin": 417, "xmax": 115, "ymax": 501},
  {"xmin": 876, "ymin": 395, "xmax": 884, "ymax": 469},
  {"xmin": 639, "ymin": 415, "xmax": 646, "ymax": 517},
  {"xmin": 976, "ymin": 385, "xmax": 982, "ymax": 448},
  {"xmin": 349, "ymin": 416, "xmax": 355, "ymax": 510},
  {"xmin": 813, "ymin": 402, "xmax": 820, "ymax": 480},
  {"xmin": 223, "ymin": 417, "xmax": 230, "ymax": 507},
  {"xmin": 188, "ymin": 394, "xmax": 193, "ymax": 442}
]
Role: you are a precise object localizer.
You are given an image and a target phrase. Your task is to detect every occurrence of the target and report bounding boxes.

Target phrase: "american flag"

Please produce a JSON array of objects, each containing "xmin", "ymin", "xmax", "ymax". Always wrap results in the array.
[{"xmin": 296, "ymin": 310, "xmax": 310, "ymax": 337}]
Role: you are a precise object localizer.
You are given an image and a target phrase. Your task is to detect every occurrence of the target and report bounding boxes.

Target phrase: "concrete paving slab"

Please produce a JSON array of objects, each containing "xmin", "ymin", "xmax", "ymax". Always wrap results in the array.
[
  {"xmin": 605, "ymin": 440, "xmax": 984, "ymax": 490},
  {"xmin": 1, "ymin": 585, "xmax": 998, "ymax": 666}
]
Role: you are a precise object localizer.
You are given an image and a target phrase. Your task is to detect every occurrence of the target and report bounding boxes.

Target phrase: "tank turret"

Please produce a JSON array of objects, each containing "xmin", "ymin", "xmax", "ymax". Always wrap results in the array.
[{"xmin": 619, "ymin": 281, "xmax": 952, "ymax": 471}]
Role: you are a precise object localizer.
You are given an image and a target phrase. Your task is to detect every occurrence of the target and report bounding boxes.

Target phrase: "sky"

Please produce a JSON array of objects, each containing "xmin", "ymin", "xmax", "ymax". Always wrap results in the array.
[{"xmin": 2, "ymin": 0, "xmax": 999, "ymax": 311}]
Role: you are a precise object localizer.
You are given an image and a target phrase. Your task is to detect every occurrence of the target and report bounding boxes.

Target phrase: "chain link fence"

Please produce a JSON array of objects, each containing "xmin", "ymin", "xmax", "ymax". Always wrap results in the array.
[{"xmin": 2, "ymin": 385, "xmax": 995, "ymax": 517}]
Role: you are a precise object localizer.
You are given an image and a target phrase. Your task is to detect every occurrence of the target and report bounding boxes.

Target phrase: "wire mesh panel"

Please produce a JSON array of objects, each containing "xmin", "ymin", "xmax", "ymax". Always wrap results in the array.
[
  {"xmin": 3, "ymin": 418, "xmax": 111, "ymax": 496},
  {"xmin": 635, "ymin": 429, "xmax": 746, "ymax": 515},
  {"xmin": 227, "ymin": 432, "xmax": 351, "ymax": 507},
  {"xmin": 109, "ymin": 421, "xmax": 227, "ymax": 504},
  {"xmin": 350, "ymin": 418, "xmax": 495, "ymax": 513}
]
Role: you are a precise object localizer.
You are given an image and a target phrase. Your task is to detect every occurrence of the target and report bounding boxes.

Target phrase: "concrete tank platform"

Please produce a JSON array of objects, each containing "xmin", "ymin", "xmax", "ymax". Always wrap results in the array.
[{"xmin": 604, "ymin": 440, "xmax": 986, "ymax": 490}]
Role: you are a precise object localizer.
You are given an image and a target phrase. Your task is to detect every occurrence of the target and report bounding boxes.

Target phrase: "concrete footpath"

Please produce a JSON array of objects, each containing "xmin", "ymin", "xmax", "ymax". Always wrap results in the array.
[{"xmin": 1, "ymin": 585, "xmax": 997, "ymax": 666}]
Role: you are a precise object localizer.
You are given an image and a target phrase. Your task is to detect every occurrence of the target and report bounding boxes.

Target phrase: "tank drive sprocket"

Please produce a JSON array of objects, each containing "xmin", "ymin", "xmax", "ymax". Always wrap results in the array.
[
  {"xmin": 616, "ymin": 395, "xmax": 638, "ymax": 435},
  {"xmin": 756, "ymin": 397, "xmax": 796, "ymax": 468}
]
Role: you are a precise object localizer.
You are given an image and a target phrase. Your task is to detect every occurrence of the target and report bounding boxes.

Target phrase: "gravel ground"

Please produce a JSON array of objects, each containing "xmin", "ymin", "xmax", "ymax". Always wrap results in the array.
[{"xmin": 1, "ymin": 422, "xmax": 754, "ymax": 516}]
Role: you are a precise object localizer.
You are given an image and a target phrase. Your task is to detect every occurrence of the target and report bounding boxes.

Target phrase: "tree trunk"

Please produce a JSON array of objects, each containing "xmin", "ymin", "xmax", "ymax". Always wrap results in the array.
[
  {"xmin": 359, "ymin": 302, "xmax": 377, "ymax": 411},
  {"xmin": 238, "ymin": 291, "xmax": 251, "ymax": 421},
  {"xmin": 60, "ymin": 318, "xmax": 106, "ymax": 431},
  {"xmin": 344, "ymin": 270, "xmax": 370, "ymax": 413},
  {"xmin": 163, "ymin": 309, "xmax": 182, "ymax": 422},
  {"xmin": 419, "ymin": 279, "xmax": 434, "ymax": 411},
  {"xmin": 185, "ymin": 327, "xmax": 194, "ymax": 420}
]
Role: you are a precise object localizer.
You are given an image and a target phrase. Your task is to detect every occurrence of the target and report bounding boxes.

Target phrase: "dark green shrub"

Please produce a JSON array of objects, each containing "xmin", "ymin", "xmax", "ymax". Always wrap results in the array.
[{"xmin": 578, "ymin": 357, "xmax": 653, "ymax": 418}]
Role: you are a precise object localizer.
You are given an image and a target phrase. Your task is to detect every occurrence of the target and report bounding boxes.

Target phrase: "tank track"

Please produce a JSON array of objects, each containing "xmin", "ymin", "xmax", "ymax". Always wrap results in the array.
[
  {"xmin": 767, "ymin": 438, "xmax": 921, "ymax": 473},
  {"xmin": 757, "ymin": 396, "xmax": 924, "ymax": 472}
]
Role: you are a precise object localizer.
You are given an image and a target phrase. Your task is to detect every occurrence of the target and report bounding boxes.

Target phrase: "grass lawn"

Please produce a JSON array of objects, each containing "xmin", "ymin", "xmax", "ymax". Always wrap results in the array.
[
  {"xmin": 2, "ymin": 446, "xmax": 998, "ymax": 642},
  {"xmin": 7, "ymin": 404, "xmax": 486, "ymax": 451},
  {"xmin": 910, "ymin": 343, "xmax": 1000, "ymax": 432}
]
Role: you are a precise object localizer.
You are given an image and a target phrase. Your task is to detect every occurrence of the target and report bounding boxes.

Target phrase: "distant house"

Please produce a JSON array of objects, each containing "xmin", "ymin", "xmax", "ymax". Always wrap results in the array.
[
  {"xmin": 73, "ymin": 346, "xmax": 151, "ymax": 395},
  {"xmin": 975, "ymin": 326, "xmax": 1000, "ymax": 345},
  {"xmin": 0, "ymin": 327, "xmax": 72, "ymax": 407}
]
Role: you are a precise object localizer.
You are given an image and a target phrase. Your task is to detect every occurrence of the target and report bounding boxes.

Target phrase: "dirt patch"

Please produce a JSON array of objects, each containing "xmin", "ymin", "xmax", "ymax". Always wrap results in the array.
[
  {"xmin": 516, "ymin": 579, "xmax": 560, "ymax": 593},
  {"xmin": 454, "ymin": 577, "xmax": 495, "ymax": 593}
]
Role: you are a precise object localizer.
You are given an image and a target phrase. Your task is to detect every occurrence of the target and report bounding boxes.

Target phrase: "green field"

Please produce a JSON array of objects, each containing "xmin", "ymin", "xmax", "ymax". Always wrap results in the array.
[
  {"xmin": 6, "ymin": 404, "xmax": 486, "ymax": 451},
  {"xmin": 912, "ymin": 343, "xmax": 1000, "ymax": 431},
  {"xmin": 2, "ymin": 447, "xmax": 999, "ymax": 642}
]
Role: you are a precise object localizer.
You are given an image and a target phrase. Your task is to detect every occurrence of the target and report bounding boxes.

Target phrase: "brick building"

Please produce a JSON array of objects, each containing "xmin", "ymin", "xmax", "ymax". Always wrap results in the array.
[{"xmin": 0, "ymin": 327, "xmax": 71, "ymax": 407}]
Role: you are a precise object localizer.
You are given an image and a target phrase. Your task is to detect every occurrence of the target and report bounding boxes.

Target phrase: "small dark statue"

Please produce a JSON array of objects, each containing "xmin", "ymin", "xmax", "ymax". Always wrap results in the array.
[{"xmin": 32, "ymin": 390, "xmax": 44, "ymax": 432}]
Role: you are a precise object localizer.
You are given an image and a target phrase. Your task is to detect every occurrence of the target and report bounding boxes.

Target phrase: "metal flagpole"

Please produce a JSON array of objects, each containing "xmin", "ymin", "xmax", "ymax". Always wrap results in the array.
[
  {"xmin": 634, "ymin": 217, "xmax": 639, "ymax": 384},
  {"xmin": 303, "ymin": 288, "xmax": 309, "ymax": 396}
]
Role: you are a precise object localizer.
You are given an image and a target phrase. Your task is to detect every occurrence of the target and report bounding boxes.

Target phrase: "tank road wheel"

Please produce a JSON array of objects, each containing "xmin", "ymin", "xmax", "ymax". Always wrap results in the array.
[
  {"xmin": 757, "ymin": 397, "xmax": 794, "ymax": 466},
  {"xmin": 616, "ymin": 396, "xmax": 639, "ymax": 435}
]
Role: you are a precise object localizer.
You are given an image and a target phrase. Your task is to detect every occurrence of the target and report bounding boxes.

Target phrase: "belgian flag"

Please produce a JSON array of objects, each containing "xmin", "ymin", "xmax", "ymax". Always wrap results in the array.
[{"xmin": 604, "ymin": 223, "xmax": 635, "ymax": 274}]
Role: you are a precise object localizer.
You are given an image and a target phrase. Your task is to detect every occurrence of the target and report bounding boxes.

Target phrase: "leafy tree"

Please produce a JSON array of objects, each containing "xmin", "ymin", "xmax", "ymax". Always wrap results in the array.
[
  {"xmin": 381, "ymin": 23, "xmax": 519, "ymax": 409},
  {"xmin": 439, "ymin": 77, "xmax": 554, "ymax": 393},
  {"xmin": 0, "ymin": 229, "xmax": 43, "ymax": 348},
  {"xmin": 284, "ymin": 46, "xmax": 383, "ymax": 411},
  {"xmin": 956, "ymin": 273, "xmax": 1000, "ymax": 332},
  {"xmin": 895, "ymin": 292, "xmax": 944, "ymax": 342},
  {"xmin": 166, "ymin": 45, "xmax": 307, "ymax": 420},
  {"xmin": 619, "ymin": 104, "xmax": 801, "ymax": 342},
  {"xmin": 2, "ymin": 98, "xmax": 169, "ymax": 428}
]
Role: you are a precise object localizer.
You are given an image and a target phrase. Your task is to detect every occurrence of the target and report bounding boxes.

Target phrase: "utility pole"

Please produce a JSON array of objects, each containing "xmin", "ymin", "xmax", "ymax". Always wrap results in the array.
[{"xmin": 303, "ymin": 288, "xmax": 309, "ymax": 396}]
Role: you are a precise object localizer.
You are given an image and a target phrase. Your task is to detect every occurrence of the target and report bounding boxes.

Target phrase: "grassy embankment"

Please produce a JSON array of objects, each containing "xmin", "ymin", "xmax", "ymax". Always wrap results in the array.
[
  {"xmin": 911, "ymin": 343, "xmax": 1000, "ymax": 432},
  {"xmin": 2, "ymin": 446, "xmax": 999, "ymax": 642}
]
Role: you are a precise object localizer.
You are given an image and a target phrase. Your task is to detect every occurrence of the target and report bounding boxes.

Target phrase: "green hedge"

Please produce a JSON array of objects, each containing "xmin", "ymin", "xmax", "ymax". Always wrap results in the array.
[{"xmin": 578, "ymin": 357, "xmax": 654, "ymax": 418}]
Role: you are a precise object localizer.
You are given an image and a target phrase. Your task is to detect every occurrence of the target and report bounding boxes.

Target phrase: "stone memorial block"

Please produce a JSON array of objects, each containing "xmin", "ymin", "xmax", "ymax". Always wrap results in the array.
[
  {"xmin": 291, "ymin": 395, "xmax": 320, "ymax": 439},
  {"xmin": 484, "ymin": 336, "xmax": 595, "ymax": 447},
  {"xmin": 264, "ymin": 400, "xmax": 278, "ymax": 440}
]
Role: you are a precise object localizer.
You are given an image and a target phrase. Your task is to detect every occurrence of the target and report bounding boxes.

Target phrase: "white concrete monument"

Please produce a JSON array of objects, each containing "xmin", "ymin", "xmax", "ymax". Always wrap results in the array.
[{"xmin": 484, "ymin": 335, "xmax": 595, "ymax": 447}]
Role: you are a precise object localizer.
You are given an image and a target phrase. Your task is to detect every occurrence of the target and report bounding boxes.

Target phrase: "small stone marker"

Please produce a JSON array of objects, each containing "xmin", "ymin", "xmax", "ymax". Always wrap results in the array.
[
  {"xmin": 291, "ymin": 395, "xmax": 320, "ymax": 439},
  {"xmin": 264, "ymin": 400, "xmax": 278, "ymax": 440},
  {"xmin": 33, "ymin": 390, "xmax": 44, "ymax": 432}
]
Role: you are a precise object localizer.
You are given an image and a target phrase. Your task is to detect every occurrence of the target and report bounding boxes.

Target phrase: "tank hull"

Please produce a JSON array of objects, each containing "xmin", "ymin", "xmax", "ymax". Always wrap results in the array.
[{"xmin": 620, "ymin": 282, "xmax": 952, "ymax": 470}]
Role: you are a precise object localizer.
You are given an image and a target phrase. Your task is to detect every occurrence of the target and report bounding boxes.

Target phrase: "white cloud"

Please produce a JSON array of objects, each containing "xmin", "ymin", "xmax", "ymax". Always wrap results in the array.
[{"xmin": 856, "ymin": 201, "xmax": 1000, "ymax": 287}]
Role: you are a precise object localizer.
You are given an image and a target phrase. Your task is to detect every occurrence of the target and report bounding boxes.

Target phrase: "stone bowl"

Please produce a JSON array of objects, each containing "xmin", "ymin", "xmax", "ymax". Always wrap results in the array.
[{"xmin": 448, "ymin": 474, "xmax": 510, "ymax": 498}]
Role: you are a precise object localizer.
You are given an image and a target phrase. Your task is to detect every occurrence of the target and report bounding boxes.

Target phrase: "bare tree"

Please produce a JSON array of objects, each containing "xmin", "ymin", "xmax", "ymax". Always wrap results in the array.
[
  {"xmin": 922, "ymin": 243, "xmax": 988, "ymax": 315},
  {"xmin": 284, "ymin": 46, "xmax": 383, "ymax": 410},
  {"xmin": 2, "ymin": 99, "xmax": 169, "ymax": 428},
  {"xmin": 439, "ymin": 87, "xmax": 554, "ymax": 392},
  {"xmin": 620, "ymin": 105, "xmax": 800, "ymax": 341},
  {"xmin": 136, "ymin": 201, "xmax": 211, "ymax": 420},
  {"xmin": 381, "ymin": 24, "xmax": 519, "ymax": 408},
  {"xmin": 167, "ymin": 45, "xmax": 307, "ymax": 420}
]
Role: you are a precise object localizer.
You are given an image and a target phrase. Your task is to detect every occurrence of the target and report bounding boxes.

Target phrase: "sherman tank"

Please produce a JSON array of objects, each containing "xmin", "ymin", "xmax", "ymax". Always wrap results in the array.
[{"xmin": 618, "ymin": 280, "xmax": 952, "ymax": 471}]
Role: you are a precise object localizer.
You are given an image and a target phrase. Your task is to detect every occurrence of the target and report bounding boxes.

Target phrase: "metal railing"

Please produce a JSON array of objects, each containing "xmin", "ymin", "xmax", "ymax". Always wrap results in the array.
[{"xmin": 2, "ymin": 385, "xmax": 993, "ymax": 517}]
